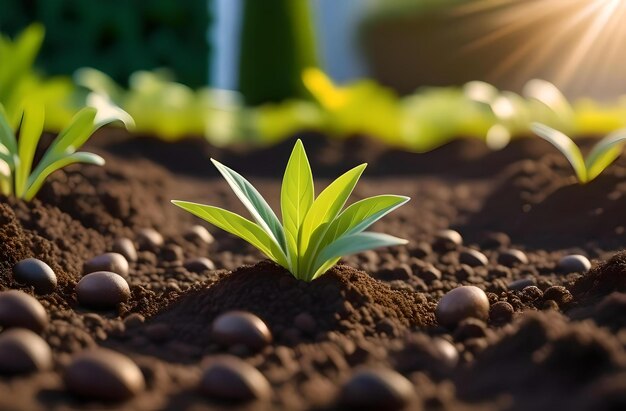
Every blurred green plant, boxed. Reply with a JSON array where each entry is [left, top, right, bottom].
[[172, 139, 409, 281], [532, 123, 626, 184], [238, 0, 318, 105], [0, 24, 76, 131], [0, 0, 210, 88], [0, 98, 132, 201]]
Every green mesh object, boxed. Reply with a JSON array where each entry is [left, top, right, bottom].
[[238, 0, 318, 105], [0, 0, 211, 88]]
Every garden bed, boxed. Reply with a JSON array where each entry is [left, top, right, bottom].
[[1, 131, 625, 410]]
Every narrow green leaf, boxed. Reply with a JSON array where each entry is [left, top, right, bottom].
[[44, 108, 97, 160], [0, 24, 44, 102], [211, 159, 287, 253], [531, 123, 587, 183], [323, 195, 409, 243], [171, 200, 289, 268], [584, 129, 626, 182], [311, 232, 408, 280], [23, 152, 104, 201], [15, 101, 44, 197], [298, 164, 367, 255], [0, 105, 17, 159], [280, 139, 314, 269]]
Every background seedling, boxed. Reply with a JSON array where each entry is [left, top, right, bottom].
[[172, 139, 409, 281], [0, 97, 133, 200], [532, 122, 626, 184]]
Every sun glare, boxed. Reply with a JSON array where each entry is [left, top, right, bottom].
[[451, 0, 626, 98]]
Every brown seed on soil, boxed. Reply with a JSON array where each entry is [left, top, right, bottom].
[[184, 225, 214, 244], [0, 328, 52, 374], [338, 368, 416, 411], [64, 348, 145, 401], [183, 257, 216, 273], [76, 272, 131, 309], [558, 254, 591, 273], [136, 228, 164, 250], [459, 249, 489, 267], [497, 250, 529, 267], [0, 290, 48, 333], [13, 258, 57, 295], [433, 229, 463, 252], [83, 253, 129, 278], [199, 355, 271, 402], [436, 286, 490, 328], [508, 278, 536, 291], [163, 244, 184, 262], [111, 238, 138, 262], [212, 311, 272, 352]]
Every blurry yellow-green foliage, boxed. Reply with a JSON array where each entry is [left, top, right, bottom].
[[4, 25, 626, 153], [0, 24, 75, 130]]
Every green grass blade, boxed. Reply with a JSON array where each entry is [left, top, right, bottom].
[[311, 232, 408, 280], [298, 164, 366, 254], [584, 129, 626, 182], [0, 105, 17, 159], [531, 123, 587, 183], [23, 152, 104, 201], [211, 159, 287, 252], [45, 107, 97, 158], [324, 195, 409, 242], [280, 139, 314, 269], [15, 101, 44, 197], [171, 200, 289, 268]]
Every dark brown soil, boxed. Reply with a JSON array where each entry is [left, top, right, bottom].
[[0, 131, 625, 410]]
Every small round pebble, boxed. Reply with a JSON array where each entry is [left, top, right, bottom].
[[76, 272, 131, 309], [111, 238, 138, 262], [497, 249, 528, 267], [558, 254, 591, 273], [0, 290, 48, 333], [480, 232, 511, 249], [339, 368, 415, 410], [83, 253, 129, 278], [508, 278, 536, 291], [0, 328, 52, 374], [212, 311, 272, 352], [64, 348, 145, 401], [13, 258, 57, 294], [184, 225, 214, 244], [433, 229, 463, 251], [184, 257, 216, 273], [163, 244, 184, 262], [199, 355, 271, 402], [459, 249, 488, 267], [136, 228, 164, 249], [436, 286, 490, 328]]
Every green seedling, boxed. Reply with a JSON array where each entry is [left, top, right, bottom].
[[0, 98, 133, 200], [532, 122, 626, 184], [173, 139, 409, 281]]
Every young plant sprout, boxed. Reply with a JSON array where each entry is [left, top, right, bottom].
[[172, 139, 409, 281], [0, 98, 133, 201], [532, 122, 626, 184]]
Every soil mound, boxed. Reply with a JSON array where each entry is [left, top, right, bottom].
[[465, 154, 626, 249], [571, 251, 626, 302], [122, 261, 435, 359]]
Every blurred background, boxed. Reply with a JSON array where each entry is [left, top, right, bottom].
[[2, 0, 626, 149]]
